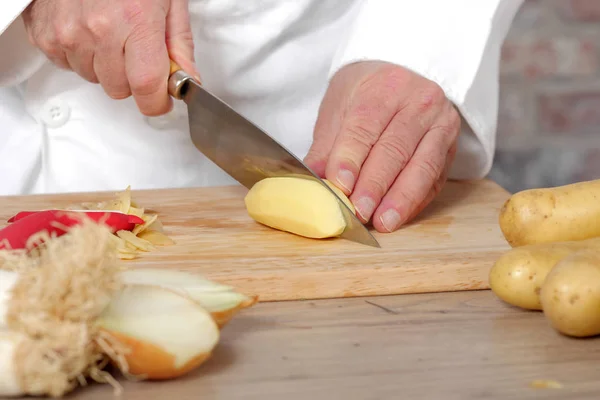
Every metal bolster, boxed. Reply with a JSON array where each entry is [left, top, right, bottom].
[[168, 70, 193, 100]]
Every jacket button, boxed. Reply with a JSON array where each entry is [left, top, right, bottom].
[[40, 99, 71, 128]]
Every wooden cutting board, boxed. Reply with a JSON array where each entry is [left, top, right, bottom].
[[0, 179, 512, 302]]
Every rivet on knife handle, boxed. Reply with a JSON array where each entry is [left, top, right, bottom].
[[168, 60, 194, 100]]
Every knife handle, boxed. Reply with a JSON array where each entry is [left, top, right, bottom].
[[168, 59, 197, 100]]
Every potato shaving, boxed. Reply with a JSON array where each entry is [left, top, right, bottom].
[[530, 379, 563, 389], [65, 186, 175, 259]]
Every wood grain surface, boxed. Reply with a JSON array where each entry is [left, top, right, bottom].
[[27, 290, 600, 400], [0, 179, 511, 302]]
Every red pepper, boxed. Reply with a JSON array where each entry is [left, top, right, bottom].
[[8, 210, 143, 225], [0, 210, 144, 250]]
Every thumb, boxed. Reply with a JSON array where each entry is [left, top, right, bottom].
[[166, 0, 201, 82], [303, 90, 343, 178]]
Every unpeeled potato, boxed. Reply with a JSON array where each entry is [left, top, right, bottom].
[[499, 179, 600, 247], [489, 238, 600, 310], [540, 248, 600, 338], [244, 176, 355, 239]]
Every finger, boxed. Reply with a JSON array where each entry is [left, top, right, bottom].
[[349, 84, 446, 222], [93, 45, 130, 99], [124, 17, 172, 116], [323, 73, 414, 195], [81, 4, 131, 99], [40, 41, 71, 70], [166, 0, 201, 82], [403, 141, 457, 224], [63, 32, 99, 83], [23, 8, 71, 70], [53, 4, 98, 83], [372, 105, 460, 232], [303, 87, 345, 178]]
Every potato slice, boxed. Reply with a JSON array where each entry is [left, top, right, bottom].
[[116, 230, 155, 252], [244, 177, 355, 239], [137, 230, 175, 246], [97, 284, 220, 380]]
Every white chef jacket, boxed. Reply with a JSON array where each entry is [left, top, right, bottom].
[[0, 0, 524, 196]]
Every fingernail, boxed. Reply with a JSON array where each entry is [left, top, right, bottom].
[[380, 209, 401, 232], [336, 169, 355, 192], [355, 197, 376, 221]]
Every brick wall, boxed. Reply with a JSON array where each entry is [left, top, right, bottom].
[[486, 0, 600, 193]]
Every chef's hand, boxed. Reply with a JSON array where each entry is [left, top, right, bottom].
[[22, 0, 200, 116], [304, 61, 460, 233]]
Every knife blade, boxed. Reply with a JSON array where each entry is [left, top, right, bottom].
[[167, 61, 380, 248]]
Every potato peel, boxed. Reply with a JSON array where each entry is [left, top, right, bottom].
[[66, 186, 175, 259]]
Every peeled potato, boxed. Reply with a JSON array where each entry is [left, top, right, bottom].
[[499, 179, 600, 247], [540, 248, 600, 338], [489, 238, 600, 310], [120, 268, 258, 327], [244, 176, 355, 239], [96, 284, 220, 380]]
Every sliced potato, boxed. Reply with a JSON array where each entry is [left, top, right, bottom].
[[244, 177, 355, 239]]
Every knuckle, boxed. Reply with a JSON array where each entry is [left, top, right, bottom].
[[417, 157, 443, 182], [416, 82, 446, 113], [381, 65, 410, 89], [129, 72, 164, 96], [38, 39, 65, 62], [35, 37, 55, 54], [395, 189, 420, 211], [343, 120, 380, 149], [436, 121, 459, 139], [54, 24, 81, 51], [424, 81, 446, 102], [86, 15, 112, 38], [121, 0, 165, 26], [447, 106, 462, 131], [122, 1, 147, 25], [364, 174, 391, 198], [377, 134, 413, 168]]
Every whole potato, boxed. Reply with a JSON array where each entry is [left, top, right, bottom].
[[540, 248, 600, 338], [489, 238, 600, 310], [499, 179, 600, 247]]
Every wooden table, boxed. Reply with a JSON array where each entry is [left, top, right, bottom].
[[63, 289, 600, 400], [4, 180, 600, 399]]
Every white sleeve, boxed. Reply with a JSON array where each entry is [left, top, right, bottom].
[[0, 1, 47, 87], [329, 0, 524, 180], [0, 0, 33, 36]]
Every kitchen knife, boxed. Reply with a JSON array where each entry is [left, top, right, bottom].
[[167, 61, 380, 248]]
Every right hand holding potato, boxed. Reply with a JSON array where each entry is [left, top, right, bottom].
[[22, 0, 200, 116]]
